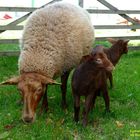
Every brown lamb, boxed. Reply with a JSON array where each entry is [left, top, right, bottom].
[[93, 38, 129, 88], [72, 51, 114, 127]]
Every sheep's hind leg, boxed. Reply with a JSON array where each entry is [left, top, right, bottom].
[[61, 70, 70, 109]]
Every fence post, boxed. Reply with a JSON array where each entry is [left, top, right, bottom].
[[79, 0, 83, 7]]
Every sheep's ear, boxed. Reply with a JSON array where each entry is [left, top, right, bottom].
[[39, 75, 61, 85], [0, 76, 20, 85], [107, 38, 117, 44], [46, 79, 61, 85]]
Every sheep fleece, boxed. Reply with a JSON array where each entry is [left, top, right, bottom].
[[19, 2, 95, 78]]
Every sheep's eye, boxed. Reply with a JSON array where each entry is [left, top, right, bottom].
[[36, 87, 42, 94]]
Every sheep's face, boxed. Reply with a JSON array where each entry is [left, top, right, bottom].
[[0, 73, 61, 123], [17, 74, 46, 123]]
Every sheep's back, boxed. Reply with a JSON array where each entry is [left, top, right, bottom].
[[19, 2, 95, 78]]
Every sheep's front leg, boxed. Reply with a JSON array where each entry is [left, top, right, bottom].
[[61, 71, 70, 109], [82, 94, 93, 127], [74, 95, 80, 122]]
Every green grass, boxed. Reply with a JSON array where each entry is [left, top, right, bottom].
[[0, 44, 19, 51], [0, 44, 140, 139]]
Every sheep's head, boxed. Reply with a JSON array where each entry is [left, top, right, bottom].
[[0, 72, 61, 123], [107, 38, 129, 54]]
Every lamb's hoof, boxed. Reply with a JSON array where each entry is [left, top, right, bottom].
[[82, 120, 87, 127], [106, 109, 111, 112], [109, 86, 113, 89], [74, 117, 79, 123], [61, 102, 68, 109], [102, 109, 111, 117]]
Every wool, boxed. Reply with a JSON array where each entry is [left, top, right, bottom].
[[19, 2, 95, 78]]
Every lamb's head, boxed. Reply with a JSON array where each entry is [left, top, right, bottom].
[[82, 52, 114, 72], [92, 52, 114, 72], [0, 72, 60, 123], [107, 38, 129, 54]]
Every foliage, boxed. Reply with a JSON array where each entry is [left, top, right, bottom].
[[0, 44, 140, 139], [0, 44, 19, 51]]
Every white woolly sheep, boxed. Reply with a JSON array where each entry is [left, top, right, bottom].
[[1, 1, 95, 123]]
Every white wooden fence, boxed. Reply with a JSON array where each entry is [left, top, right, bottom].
[[0, 0, 140, 56]]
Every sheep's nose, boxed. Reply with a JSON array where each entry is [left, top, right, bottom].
[[23, 116, 33, 123]]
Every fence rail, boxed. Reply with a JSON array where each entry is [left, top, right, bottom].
[[1, 46, 140, 57], [1, 7, 140, 14], [0, 0, 140, 56], [1, 36, 140, 45], [1, 24, 140, 31]]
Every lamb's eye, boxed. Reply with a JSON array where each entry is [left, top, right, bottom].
[[99, 53, 104, 58]]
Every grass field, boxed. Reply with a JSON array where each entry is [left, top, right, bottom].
[[0, 43, 140, 140]]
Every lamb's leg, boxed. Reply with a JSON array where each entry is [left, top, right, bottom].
[[39, 85, 48, 114], [82, 94, 93, 127], [74, 95, 80, 122], [102, 87, 110, 112], [61, 71, 70, 109], [90, 91, 98, 110], [109, 73, 113, 88], [97, 89, 101, 96]]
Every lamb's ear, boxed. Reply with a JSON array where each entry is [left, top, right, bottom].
[[107, 38, 117, 44], [124, 39, 130, 44], [80, 55, 91, 63], [0, 76, 20, 85]]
